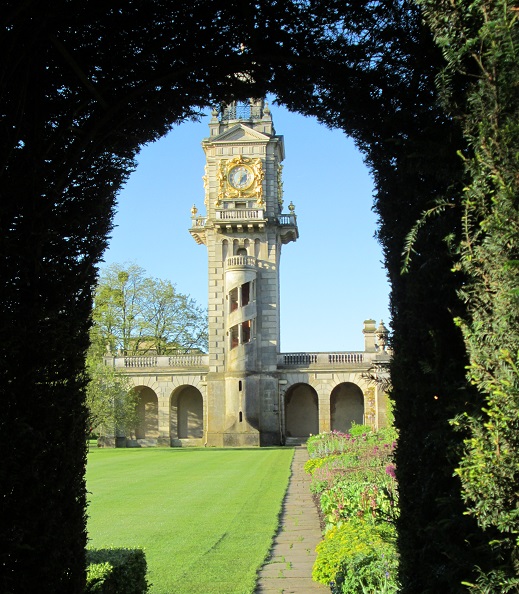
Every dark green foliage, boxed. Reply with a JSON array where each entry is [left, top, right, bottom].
[[418, 0, 519, 588], [86, 548, 148, 594], [271, 3, 492, 590], [2, 0, 514, 591], [0, 2, 323, 591]]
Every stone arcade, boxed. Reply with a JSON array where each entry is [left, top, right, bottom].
[[104, 100, 390, 447]]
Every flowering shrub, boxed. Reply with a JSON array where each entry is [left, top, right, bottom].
[[308, 426, 400, 592], [307, 430, 397, 496], [305, 453, 365, 494], [320, 477, 398, 530], [313, 519, 399, 593], [307, 430, 353, 458], [304, 454, 343, 476], [307, 427, 397, 462]]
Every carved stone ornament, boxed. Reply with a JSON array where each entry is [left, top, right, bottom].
[[216, 161, 226, 206], [202, 164, 209, 207], [365, 386, 376, 428], [277, 164, 284, 208]]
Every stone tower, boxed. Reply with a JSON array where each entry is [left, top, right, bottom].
[[189, 99, 298, 446]]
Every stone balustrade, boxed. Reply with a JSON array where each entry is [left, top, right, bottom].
[[190, 216, 206, 227], [328, 353, 365, 364], [278, 214, 297, 226], [106, 351, 387, 370], [192, 212, 295, 225], [278, 351, 383, 368], [108, 354, 209, 369], [226, 255, 257, 268], [215, 209, 265, 220], [168, 354, 208, 367], [124, 356, 158, 368]]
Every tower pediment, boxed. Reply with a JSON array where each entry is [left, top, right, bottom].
[[211, 124, 271, 143]]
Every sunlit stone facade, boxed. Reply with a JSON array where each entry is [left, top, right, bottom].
[[104, 101, 390, 447]]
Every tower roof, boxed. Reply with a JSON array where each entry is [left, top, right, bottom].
[[208, 98, 276, 140], [220, 98, 267, 122]]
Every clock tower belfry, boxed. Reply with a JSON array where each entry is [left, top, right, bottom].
[[189, 99, 298, 446]]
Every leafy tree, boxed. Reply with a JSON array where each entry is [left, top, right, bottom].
[[85, 358, 138, 440], [143, 277, 208, 354], [93, 263, 208, 355], [94, 263, 148, 355]]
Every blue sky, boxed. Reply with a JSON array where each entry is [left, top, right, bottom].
[[102, 101, 390, 353]]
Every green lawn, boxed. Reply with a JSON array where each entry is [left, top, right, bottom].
[[86, 447, 294, 594]]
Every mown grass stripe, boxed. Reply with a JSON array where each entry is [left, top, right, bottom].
[[87, 447, 293, 594]]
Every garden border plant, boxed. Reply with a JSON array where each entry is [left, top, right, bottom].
[[307, 425, 400, 594]]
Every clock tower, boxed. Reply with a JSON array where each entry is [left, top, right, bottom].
[[189, 99, 298, 446]]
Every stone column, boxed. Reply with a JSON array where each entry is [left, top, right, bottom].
[[318, 392, 331, 434], [157, 387, 171, 446]]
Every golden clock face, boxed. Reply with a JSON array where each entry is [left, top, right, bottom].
[[228, 165, 254, 190]]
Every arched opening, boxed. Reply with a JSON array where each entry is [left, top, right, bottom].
[[134, 386, 159, 440], [170, 386, 204, 441], [285, 383, 319, 438], [222, 238, 229, 261], [330, 382, 364, 433]]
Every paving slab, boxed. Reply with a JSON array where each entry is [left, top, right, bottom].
[[255, 447, 329, 593]]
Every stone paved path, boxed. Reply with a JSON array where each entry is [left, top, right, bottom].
[[255, 447, 329, 593]]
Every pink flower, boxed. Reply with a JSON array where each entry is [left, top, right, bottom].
[[385, 464, 396, 478]]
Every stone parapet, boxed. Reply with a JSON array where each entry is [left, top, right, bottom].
[[105, 350, 389, 374], [277, 351, 389, 369], [106, 354, 209, 370]]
